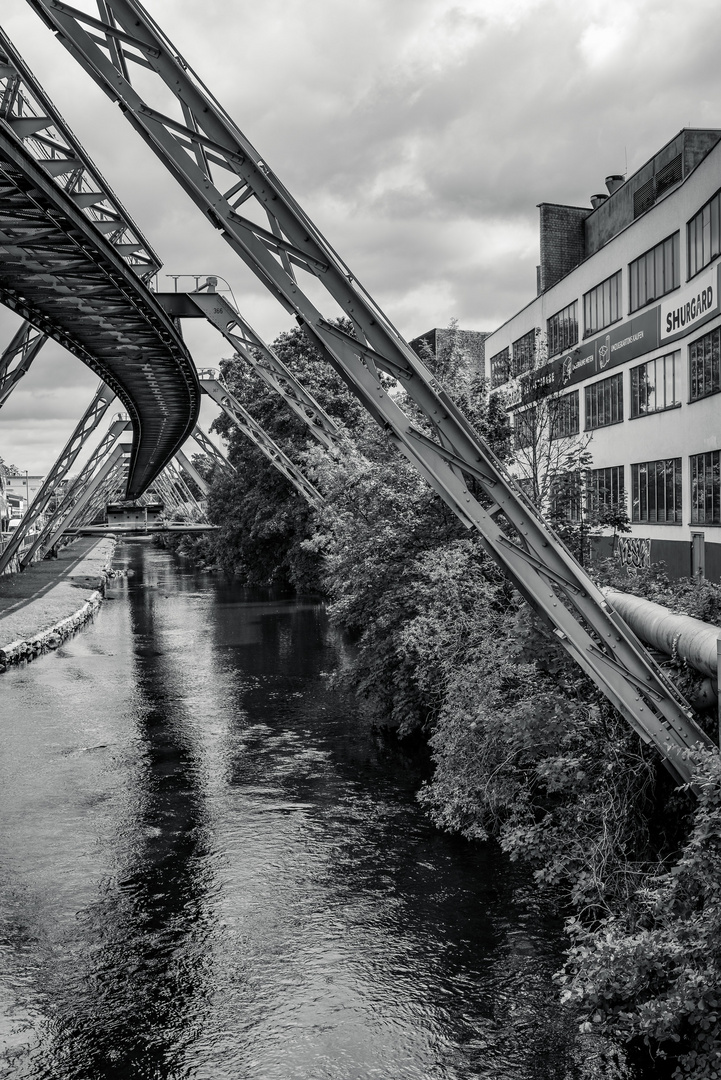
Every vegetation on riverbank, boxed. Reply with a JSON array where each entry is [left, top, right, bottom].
[[195, 323, 721, 1079]]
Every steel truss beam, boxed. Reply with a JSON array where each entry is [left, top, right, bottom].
[[156, 287, 343, 454], [30, 0, 715, 782], [0, 23, 200, 497], [163, 456, 207, 521], [0, 380, 115, 573], [175, 447, 209, 498], [199, 373, 323, 508], [0, 319, 47, 407], [191, 424, 234, 475], [20, 414, 130, 564], [42, 440, 130, 550]]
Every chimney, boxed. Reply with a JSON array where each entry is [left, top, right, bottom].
[[590, 193, 609, 209], [605, 174, 624, 195]]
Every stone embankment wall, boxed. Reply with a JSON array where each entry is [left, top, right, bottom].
[[0, 535, 119, 673]]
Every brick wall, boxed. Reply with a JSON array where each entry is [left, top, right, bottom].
[[538, 203, 590, 292]]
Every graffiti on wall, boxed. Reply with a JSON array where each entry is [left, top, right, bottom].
[[617, 535, 651, 571]]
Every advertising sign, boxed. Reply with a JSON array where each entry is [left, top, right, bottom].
[[660, 262, 720, 344], [493, 260, 721, 410]]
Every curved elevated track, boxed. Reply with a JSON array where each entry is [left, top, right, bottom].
[[0, 28, 200, 498]]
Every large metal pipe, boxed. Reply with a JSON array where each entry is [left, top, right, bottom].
[[605, 588, 721, 679]]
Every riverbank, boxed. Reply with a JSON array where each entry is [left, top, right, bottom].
[[0, 535, 117, 670]]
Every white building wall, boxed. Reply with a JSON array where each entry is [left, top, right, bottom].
[[484, 135, 721, 577]]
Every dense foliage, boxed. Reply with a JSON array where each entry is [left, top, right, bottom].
[[198, 321, 721, 1078]]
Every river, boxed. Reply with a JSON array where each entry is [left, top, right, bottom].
[[0, 540, 594, 1079]]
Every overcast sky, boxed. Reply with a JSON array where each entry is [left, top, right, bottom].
[[2, 0, 721, 473]]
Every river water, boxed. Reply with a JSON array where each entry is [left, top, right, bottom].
[[0, 540, 588, 1080]]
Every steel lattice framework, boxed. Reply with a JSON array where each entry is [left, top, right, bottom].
[[0, 320, 47, 407], [26, 0, 716, 782], [0, 24, 200, 497]]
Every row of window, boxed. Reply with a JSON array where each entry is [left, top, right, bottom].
[[549, 455, 721, 525], [491, 183, 721, 380], [514, 325, 721, 439]]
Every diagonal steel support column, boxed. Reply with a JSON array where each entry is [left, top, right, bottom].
[[20, 415, 130, 566], [40, 441, 131, 553], [0, 320, 47, 408], [191, 425, 234, 475], [0, 380, 116, 574], [156, 288, 343, 454], [175, 448, 209, 498], [200, 375, 323, 508], [30, 0, 716, 784]]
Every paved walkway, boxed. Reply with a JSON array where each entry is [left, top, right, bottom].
[[0, 536, 116, 645]]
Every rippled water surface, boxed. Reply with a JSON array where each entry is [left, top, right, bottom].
[[1, 541, 582, 1079]]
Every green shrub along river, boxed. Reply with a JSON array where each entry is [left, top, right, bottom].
[[175, 323, 721, 1080]]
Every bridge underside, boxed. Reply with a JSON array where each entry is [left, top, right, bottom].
[[0, 131, 200, 498]]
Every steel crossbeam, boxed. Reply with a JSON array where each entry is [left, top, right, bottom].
[[20, 413, 130, 565], [29, 0, 716, 782], [199, 373, 323, 508], [156, 287, 343, 454], [0, 320, 47, 407], [0, 380, 115, 573]]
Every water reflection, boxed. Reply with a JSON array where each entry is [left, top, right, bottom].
[[0, 541, 586, 1079]]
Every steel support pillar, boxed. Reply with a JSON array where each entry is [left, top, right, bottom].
[[0, 381, 116, 574], [191, 425, 235, 475], [20, 416, 130, 565], [200, 375, 322, 508], [41, 442, 131, 553], [156, 287, 342, 454], [0, 320, 47, 408], [175, 448, 209, 498]]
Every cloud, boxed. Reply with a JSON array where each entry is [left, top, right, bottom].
[[2, 0, 721, 474]]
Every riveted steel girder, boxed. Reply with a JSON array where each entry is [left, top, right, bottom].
[[29, 0, 716, 784], [199, 373, 323, 508], [0, 25, 200, 497], [0, 319, 47, 407], [20, 413, 130, 565], [191, 425, 234, 475], [0, 380, 115, 574]]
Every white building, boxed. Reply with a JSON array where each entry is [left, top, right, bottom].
[[485, 129, 721, 579]]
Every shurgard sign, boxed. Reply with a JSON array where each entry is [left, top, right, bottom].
[[660, 263, 720, 344]]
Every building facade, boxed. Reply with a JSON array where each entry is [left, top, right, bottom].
[[484, 129, 721, 579]]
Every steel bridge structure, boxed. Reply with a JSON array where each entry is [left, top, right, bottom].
[[0, 23, 200, 499], [0, 1, 716, 787]]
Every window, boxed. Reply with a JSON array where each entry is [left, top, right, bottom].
[[688, 189, 721, 278], [630, 351, 681, 416], [689, 325, 721, 401], [512, 329, 536, 376], [587, 466, 625, 514], [547, 301, 578, 358], [551, 391, 579, 439], [691, 451, 721, 524], [490, 347, 510, 389], [585, 372, 623, 429], [631, 459, 682, 523], [513, 407, 536, 449], [629, 233, 680, 312], [583, 270, 622, 337]]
